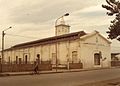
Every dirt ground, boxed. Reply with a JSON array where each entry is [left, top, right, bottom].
[[80, 78, 120, 86]]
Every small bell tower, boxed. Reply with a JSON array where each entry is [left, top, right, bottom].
[[55, 13, 70, 36]]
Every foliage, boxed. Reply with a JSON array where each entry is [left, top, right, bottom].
[[102, 0, 120, 41]]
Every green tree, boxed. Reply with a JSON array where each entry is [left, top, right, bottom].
[[102, 0, 120, 41]]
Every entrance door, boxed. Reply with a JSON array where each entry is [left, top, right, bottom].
[[94, 53, 100, 65]]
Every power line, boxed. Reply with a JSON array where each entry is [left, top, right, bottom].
[[6, 33, 39, 39]]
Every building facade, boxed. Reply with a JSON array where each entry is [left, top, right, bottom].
[[0, 23, 111, 69]]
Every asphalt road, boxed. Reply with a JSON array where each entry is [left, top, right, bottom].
[[0, 68, 120, 86]]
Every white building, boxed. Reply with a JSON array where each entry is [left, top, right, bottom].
[[1, 22, 111, 69]]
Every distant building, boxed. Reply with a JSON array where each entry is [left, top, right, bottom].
[[0, 22, 111, 69]]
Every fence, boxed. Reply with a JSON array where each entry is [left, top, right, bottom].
[[53, 63, 83, 69], [0, 61, 84, 72], [0, 63, 52, 72], [69, 63, 83, 69], [111, 61, 120, 67]]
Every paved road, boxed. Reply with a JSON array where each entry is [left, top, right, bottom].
[[0, 68, 120, 86]]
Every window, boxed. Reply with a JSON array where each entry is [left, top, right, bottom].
[[19, 58, 22, 64], [16, 56, 18, 64], [94, 53, 101, 65], [72, 51, 78, 63], [65, 29, 67, 32], [25, 55, 28, 64], [8, 56, 11, 64]]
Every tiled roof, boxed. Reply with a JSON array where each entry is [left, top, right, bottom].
[[11, 31, 86, 49]]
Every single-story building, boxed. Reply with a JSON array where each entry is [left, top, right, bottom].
[[0, 23, 111, 69]]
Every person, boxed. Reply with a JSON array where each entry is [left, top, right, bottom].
[[34, 61, 39, 74]]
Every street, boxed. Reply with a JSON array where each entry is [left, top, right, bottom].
[[0, 68, 120, 86]]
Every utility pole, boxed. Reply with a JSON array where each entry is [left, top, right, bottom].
[[55, 13, 69, 72], [0, 31, 5, 72], [2, 31, 5, 64], [1, 27, 12, 72]]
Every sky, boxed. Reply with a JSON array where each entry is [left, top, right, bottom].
[[0, 0, 120, 52]]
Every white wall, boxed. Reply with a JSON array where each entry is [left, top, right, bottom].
[[2, 32, 111, 69], [80, 33, 111, 68]]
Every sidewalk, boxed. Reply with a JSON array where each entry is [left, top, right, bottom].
[[0, 67, 118, 77]]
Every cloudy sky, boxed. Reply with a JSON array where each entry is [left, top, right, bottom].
[[0, 0, 119, 52]]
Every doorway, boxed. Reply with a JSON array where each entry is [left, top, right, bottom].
[[94, 53, 101, 65]]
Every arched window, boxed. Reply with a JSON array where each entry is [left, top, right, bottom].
[[25, 55, 28, 64], [16, 56, 18, 64], [72, 51, 78, 63]]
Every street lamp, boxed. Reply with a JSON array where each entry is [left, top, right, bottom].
[[55, 13, 69, 72], [1, 27, 12, 64], [55, 13, 69, 26]]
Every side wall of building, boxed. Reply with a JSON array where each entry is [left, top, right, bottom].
[[3, 39, 81, 66], [2, 33, 111, 69], [80, 33, 111, 68]]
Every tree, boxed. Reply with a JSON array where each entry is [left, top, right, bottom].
[[102, 0, 120, 41]]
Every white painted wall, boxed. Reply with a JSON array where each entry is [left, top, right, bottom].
[[1, 32, 111, 69], [80, 33, 111, 68]]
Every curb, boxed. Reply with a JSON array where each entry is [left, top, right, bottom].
[[0, 67, 119, 77]]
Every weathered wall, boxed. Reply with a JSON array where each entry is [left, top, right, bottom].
[[80, 33, 111, 68], [3, 39, 80, 65], [2, 32, 111, 69]]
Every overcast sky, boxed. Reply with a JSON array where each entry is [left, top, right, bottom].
[[0, 0, 119, 52]]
